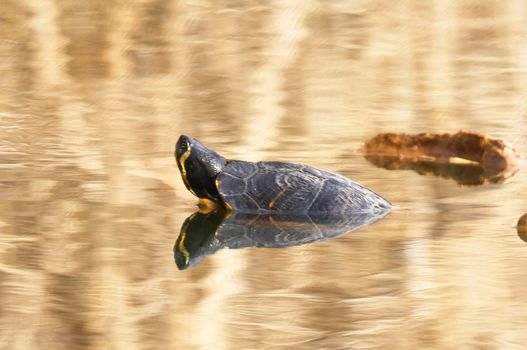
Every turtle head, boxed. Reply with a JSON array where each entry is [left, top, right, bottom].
[[175, 135, 226, 202]]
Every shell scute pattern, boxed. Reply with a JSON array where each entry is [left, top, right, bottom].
[[308, 179, 390, 214], [217, 160, 391, 214], [222, 194, 260, 212], [217, 173, 246, 195], [258, 161, 304, 172], [303, 166, 351, 184], [264, 171, 323, 212], [245, 170, 281, 205], [223, 160, 258, 178]]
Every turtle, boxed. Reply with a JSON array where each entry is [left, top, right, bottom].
[[174, 209, 391, 270], [174, 135, 392, 215]]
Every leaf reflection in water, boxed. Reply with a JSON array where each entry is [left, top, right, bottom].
[[365, 155, 517, 186], [174, 208, 392, 270]]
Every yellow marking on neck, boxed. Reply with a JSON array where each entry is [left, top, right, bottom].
[[179, 145, 196, 196], [269, 188, 287, 209], [198, 198, 220, 213], [215, 178, 233, 213]]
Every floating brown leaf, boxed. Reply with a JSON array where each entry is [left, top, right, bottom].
[[363, 131, 521, 185]]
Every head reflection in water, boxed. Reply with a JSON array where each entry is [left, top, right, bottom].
[[174, 211, 225, 269], [174, 208, 391, 270]]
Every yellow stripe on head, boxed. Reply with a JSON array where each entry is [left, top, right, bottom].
[[179, 145, 192, 178], [179, 145, 197, 196]]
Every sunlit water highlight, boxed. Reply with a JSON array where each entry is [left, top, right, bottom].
[[1, 1, 527, 349]]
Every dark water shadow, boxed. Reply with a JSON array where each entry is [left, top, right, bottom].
[[174, 209, 391, 270]]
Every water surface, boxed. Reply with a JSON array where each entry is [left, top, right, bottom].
[[2, 1, 527, 349]]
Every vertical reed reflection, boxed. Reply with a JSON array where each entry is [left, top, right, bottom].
[[1, 0, 527, 349]]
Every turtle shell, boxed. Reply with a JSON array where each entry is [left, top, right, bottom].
[[216, 160, 391, 214]]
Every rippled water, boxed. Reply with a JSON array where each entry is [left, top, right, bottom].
[[2, 1, 527, 349]]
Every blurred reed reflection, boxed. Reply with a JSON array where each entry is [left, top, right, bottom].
[[174, 208, 391, 270], [2, 0, 527, 349]]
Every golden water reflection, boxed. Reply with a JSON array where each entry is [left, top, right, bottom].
[[2, 0, 527, 349]]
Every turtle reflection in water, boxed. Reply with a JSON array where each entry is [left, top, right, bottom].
[[174, 209, 391, 270], [174, 135, 393, 270]]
